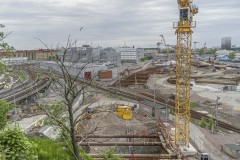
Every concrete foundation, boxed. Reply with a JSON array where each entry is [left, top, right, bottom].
[[179, 144, 197, 156]]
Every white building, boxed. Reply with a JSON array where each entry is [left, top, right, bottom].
[[116, 47, 144, 62], [1, 57, 28, 64], [216, 50, 234, 56]]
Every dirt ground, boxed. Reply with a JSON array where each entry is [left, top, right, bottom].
[[147, 71, 240, 129], [78, 104, 163, 154]]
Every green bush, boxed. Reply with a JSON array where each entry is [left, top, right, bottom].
[[0, 127, 37, 160], [0, 100, 13, 130], [139, 56, 152, 62], [79, 148, 94, 160], [102, 147, 122, 160], [0, 145, 7, 160], [208, 117, 214, 130], [199, 118, 207, 128]]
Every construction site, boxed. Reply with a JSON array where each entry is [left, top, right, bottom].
[[2, 0, 240, 160], [73, 0, 240, 159]]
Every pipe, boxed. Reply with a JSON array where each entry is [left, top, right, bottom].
[[76, 134, 159, 139], [88, 154, 177, 159], [78, 142, 162, 146]]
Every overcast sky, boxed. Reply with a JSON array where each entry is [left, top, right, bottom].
[[1, 0, 240, 50]]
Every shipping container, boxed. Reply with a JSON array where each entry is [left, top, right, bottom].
[[98, 70, 112, 80], [84, 72, 92, 80]]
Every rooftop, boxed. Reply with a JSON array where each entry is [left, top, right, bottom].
[[225, 144, 240, 151]]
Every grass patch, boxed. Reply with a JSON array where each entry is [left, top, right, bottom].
[[190, 102, 199, 108], [29, 137, 73, 160], [13, 71, 26, 80]]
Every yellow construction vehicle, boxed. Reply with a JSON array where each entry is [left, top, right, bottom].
[[117, 106, 132, 120], [173, 0, 198, 146]]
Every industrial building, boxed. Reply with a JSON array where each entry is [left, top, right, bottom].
[[57, 45, 102, 63], [100, 47, 121, 65], [144, 48, 158, 59], [39, 61, 117, 80], [223, 144, 240, 159]]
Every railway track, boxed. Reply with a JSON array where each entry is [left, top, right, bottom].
[[136, 89, 240, 134], [1, 77, 50, 103], [0, 70, 37, 98], [26, 68, 240, 134]]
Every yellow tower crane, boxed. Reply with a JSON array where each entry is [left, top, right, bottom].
[[173, 0, 198, 145]]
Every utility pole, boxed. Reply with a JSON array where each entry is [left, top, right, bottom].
[[166, 99, 169, 122], [154, 77, 156, 103], [213, 96, 220, 132], [134, 73, 137, 103]]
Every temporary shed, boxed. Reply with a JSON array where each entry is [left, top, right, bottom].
[[223, 144, 240, 159]]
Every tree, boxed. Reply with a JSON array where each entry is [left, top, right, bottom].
[[228, 52, 236, 59], [198, 48, 217, 55], [208, 117, 214, 130], [198, 48, 204, 54], [199, 117, 207, 128], [35, 37, 110, 160], [0, 24, 14, 52]]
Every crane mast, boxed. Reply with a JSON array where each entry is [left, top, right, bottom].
[[174, 0, 198, 145]]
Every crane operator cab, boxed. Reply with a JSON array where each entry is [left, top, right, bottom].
[[180, 7, 190, 21]]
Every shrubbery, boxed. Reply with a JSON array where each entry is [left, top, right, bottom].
[[30, 137, 73, 160], [0, 127, 37, 160]]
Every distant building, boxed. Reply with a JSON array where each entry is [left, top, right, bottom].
[[100, 47, 121, 65], [0, 51, 15, 57], [116, 46, 137, 62], [1, 57, 28, 64], [57, 45, 102, 63], [136, 48, 144, 59], [0, 50, 56, 61], [235, 51, 240, 59], [221, 37, 231, 50], [144, 48, 158, 59], [216, 50, 234, 56]]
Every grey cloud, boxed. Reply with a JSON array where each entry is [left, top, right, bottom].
[[0, 0, 239, 49]]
